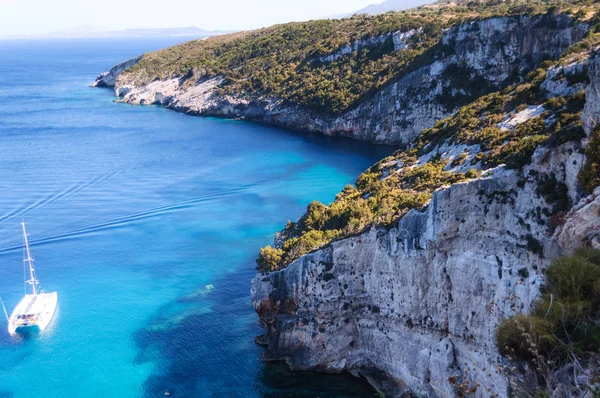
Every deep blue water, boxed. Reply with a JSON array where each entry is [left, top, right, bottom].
[[0, 38, 391, 397]]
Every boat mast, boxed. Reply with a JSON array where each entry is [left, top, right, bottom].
[[0, 297, 8, 322], [21, 223, 37, 296]]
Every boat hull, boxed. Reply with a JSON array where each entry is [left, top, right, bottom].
[[8, 292, 58, 336]]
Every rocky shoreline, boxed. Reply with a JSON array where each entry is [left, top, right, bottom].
[[91, 9, 600, 397], [249, 53, 600, 396], [93, 14, 588, 146]]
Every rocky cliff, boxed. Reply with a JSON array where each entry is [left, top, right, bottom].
[[324, 14, 589, 144], [90, 2, 600, 395], [95, 12, 589, 145], [90, 55, 142, 88], [250, 52, 600, 397]]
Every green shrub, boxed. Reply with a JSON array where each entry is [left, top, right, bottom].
[[497, 314, 557, 360], [517, 267, 530, 278], [257, 246, 285, 272], [283, 229, 339, 264], [451, 152, 470, 167], [513, 117, 545, 138], [536, 174, 571, 214], [356, 171, 382, 191], [475, 126, 507, 150], [545, 96, 566, 110], [498, 247, 600, 364], [304, 201, 327, 230], [486, 135, 548, 169], [525, 234, 544, 257], [465, 169, 480, 179], [402, 161, 467, 190], [511, 68, 547, 106], [542, 247, 600, 302], [516, 103, 529, 113]]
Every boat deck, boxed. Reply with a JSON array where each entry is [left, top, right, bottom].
[[12, 293, 56, 316]]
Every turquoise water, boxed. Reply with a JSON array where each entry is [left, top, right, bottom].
[[0, 39, 390, 397]]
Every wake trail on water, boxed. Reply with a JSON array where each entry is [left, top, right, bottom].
[[0, 170, 124, 225], [0, 183, 257, 254]]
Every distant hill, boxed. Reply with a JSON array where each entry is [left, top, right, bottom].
[[327, 0, 437, 19], [354, 0, 436, 15], [2, 26, 232, 40], [45, 26, 232, 39]]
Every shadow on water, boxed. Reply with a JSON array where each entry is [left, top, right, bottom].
[[199, 116, 397, 161], [0, 326, 38, 348], [0, 329, 13, 348], [256, 362, 378, 398], [133, 256, 377, 397], [0, 332, 39, 379]]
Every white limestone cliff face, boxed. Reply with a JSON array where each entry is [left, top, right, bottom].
[[106, 14, 588, 145], [315, 28, 421, 63], [90, 55, 142, 88], [329, 15, 589, 144], [583, 54, 600, 135], [553, 54, 600, 253], [392, 29, 420, 51], [555, 187, 600, 253], [250, 156, 568, 397], [250, 55, 600, 397]]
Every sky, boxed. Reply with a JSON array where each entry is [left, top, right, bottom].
[[0, 0, 381, 36]]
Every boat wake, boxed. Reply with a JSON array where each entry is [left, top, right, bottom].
[[0, 183, 254, 254], [0, 170, 124, 225]]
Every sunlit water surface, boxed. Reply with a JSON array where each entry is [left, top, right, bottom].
[[0, 38, 391, 397]]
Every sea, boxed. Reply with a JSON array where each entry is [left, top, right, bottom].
[[0, 37, 391, 397]]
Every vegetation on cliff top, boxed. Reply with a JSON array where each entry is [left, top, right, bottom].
[[257, 29, 598, 272], [257, 162, 461, 271], [123, 0, 595, 115]]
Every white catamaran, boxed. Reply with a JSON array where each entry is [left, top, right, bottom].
[[6, 223, 58, 336]]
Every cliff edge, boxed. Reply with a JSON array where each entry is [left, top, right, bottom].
[[93, 4, 589, 144], [251, 50, 600, 396]]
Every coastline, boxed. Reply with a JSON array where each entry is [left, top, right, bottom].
[[92, 13, 589, 147], [89, 8, 600, 395]]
